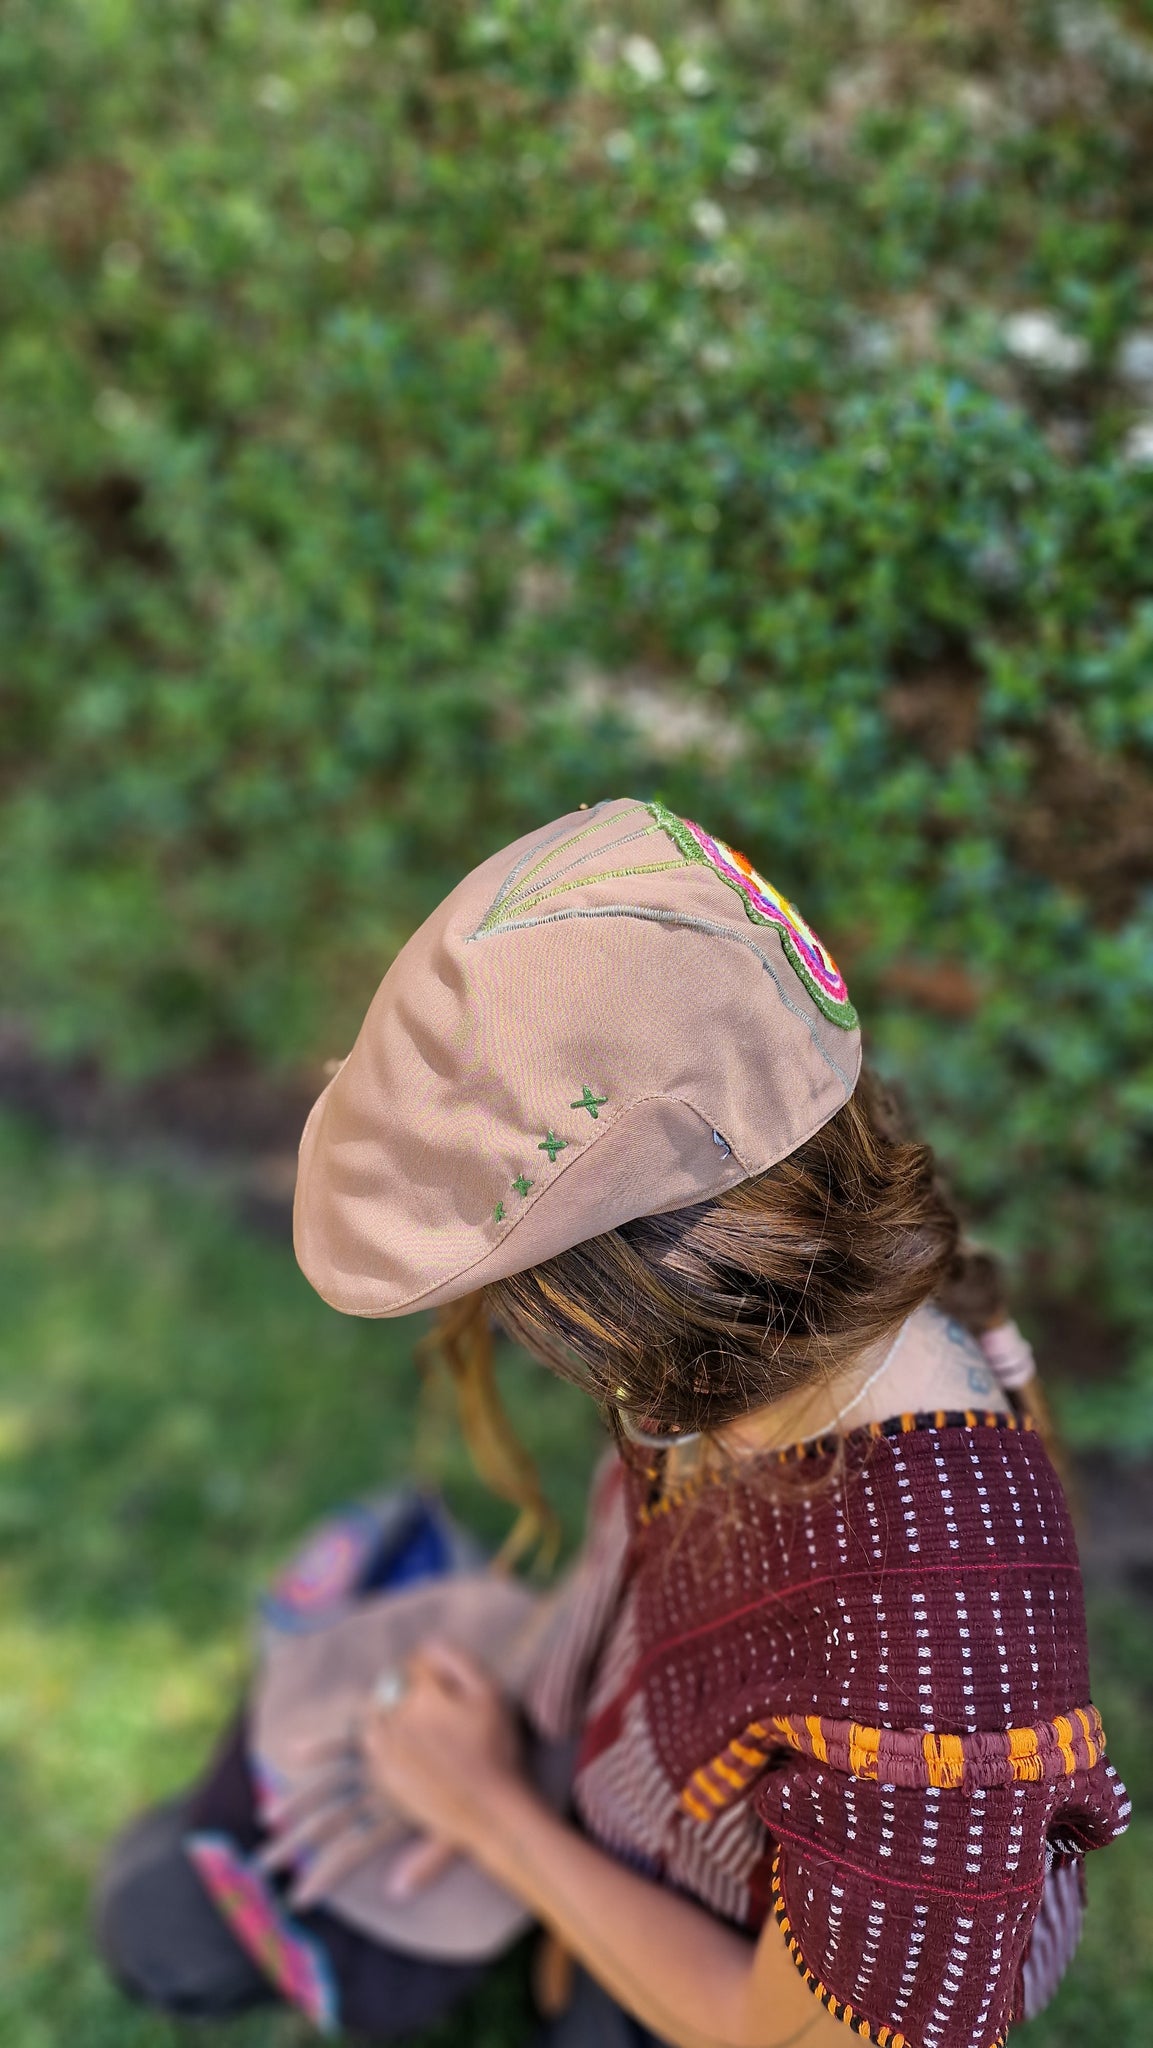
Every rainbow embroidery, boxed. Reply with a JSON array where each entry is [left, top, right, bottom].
[[261, 1505, 380, 1635], [647, 800, 857, 1028], [185, 1831, 340, 2033]]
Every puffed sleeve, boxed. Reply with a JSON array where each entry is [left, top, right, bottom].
[[750, 1713, 1130, 2048], [522, 1450, 632, 1742]]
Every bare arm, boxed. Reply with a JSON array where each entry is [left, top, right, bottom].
[[462, 1773, 848, 2048], [360, 1641, 848, 2048]]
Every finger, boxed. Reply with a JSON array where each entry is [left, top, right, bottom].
[[263, 1765, 362, 1829], [289, 1814, 410, 1910], [407, 1637, 492, 1701], [284, 1727, 363, 1767], [383, 1833, 460, 1902], [256, 1800, 361, 1875]]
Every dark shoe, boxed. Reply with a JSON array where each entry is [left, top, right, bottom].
[[92, 1792, 273, 2018]]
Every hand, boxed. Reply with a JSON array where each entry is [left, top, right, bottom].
[[260, 1639, 531, 1909], [362, 1637, 527, 1855]]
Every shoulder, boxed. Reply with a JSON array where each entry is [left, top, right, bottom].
[[820, 1414, 1086, 1724], [855, 1302, 1013, 1425]]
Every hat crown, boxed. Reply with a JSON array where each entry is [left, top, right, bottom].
[[293, 798, 861, 1318], [468, 798, 856, 1031]]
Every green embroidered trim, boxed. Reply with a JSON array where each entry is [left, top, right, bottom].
[[512, 1174, 533, 1197], [493, 1200, 505, 1222], [468, 795, 857, 1040], [647, 798, 705, 868], [645, 799, 859, 1030], [538, 1131, 568, 1163], [570, 1086, 608, 1119]]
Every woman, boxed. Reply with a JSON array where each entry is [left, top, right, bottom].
[[96, 797, 1129, 2048]]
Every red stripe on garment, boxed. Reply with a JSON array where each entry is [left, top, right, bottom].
[[768, 1818, 1049, 1904], [578, 1557, 1080, 1761]]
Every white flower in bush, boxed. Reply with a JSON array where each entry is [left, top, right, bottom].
[[726, 143, 761, 181], [341, 13, 376, 46], [1122, 419, 1153, 466], [1003, 310, 1088, 374], [623, 35, 664, 83], [677, 59, 712, 96], [1117, 332, 1153, 386], [690, 198, 727, 239], [255, 74, 296, 112]]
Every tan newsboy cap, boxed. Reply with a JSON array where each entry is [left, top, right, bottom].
[[293, 796, 861, 1318]]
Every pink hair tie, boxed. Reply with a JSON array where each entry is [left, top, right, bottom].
[[979, 1318, 1037, 1390]]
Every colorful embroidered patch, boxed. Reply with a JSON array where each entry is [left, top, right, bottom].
[[185, 1832, 340, 2034], [646, 800, 857, 1028], [261, 1507, 380, 1634]]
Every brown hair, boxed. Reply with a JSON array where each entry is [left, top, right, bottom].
[[420, 1066, 1050, 1561]]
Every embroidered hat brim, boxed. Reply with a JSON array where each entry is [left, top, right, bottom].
[[293, 797, 862, 1318]]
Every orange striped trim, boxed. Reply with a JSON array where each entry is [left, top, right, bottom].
[[680, 1703, 1107, 1820], [922, 1731, 966, 1789], [713, 1755, 747, 1791], [848, 1722, 880, 1779], [770, 1714, 805, 1753], [770, 1848, 1010, 2048], [1053, 1715, 1077, 1775], [1007, 1725, 1042, 1783], [1074, 1705, 1099, 1768]]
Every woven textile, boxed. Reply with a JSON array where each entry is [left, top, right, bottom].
[[524, 1409, 1130, 2048]]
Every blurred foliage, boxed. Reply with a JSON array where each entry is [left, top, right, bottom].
[[2, 1113, 1150, 2046], [3, 0, 1153, 1426]]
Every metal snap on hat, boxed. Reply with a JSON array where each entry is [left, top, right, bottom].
[[293, 796, 862, 1318]]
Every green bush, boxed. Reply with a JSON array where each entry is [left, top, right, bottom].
[[3, 0, 1152, 1421]]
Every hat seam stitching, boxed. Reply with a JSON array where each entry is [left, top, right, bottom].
[[479, 797, 623, 924], [495, 817, 664, 916]]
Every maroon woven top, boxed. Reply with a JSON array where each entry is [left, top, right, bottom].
[[525, 1405, 1130, 2048]]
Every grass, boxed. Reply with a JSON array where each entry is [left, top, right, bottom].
[[0, 1110, 1148, 2045]]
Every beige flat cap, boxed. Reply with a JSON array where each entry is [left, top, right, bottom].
[[293, 796, 861, 1317]]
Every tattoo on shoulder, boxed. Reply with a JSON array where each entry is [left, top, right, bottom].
[[941, 1315, 999, 1397]]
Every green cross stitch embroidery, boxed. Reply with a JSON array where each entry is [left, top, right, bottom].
[[538, 1131, 568, 1163], [494, 1201, 505, 1222], [512, 1174, 533, 1197], [570, 1087, 608, 1119]]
